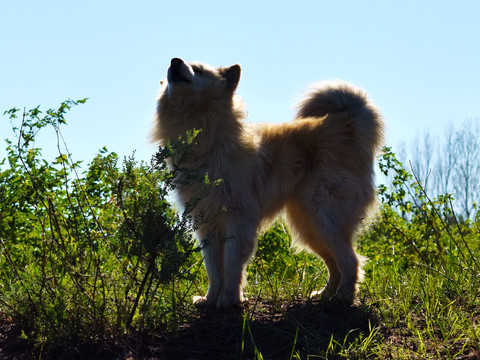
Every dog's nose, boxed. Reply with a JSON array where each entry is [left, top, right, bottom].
[[171, 58, 184, 67]]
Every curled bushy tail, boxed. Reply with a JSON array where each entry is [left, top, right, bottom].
[[296, 81, 370, 118], [296, 80, 385, 154]]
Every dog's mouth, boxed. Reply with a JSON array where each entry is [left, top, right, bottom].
[[167, 58, 194, 85]]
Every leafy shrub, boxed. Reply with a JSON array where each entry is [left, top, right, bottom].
[[0, 102, 206, 348], [358, 147, 480, 307]]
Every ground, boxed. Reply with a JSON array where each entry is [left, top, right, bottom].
[[0, 299, 376, 359]]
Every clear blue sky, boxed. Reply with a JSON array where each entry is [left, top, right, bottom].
[[1, 1, 479, 167]]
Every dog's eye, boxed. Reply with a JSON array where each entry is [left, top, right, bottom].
[[193, 68, 203, 75]]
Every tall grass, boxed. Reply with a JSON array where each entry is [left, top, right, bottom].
[[355, 147, 480, 359]]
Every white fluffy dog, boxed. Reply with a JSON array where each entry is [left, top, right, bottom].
[[152, 58, 384, 308]]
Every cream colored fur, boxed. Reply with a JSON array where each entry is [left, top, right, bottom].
[[152, 58, 385, 308]]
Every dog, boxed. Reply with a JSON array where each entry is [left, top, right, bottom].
[[152, 58, 384, 308]]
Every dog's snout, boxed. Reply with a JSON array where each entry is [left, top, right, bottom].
[[171, 58, 184, 67], [167, 58, 193, 84]]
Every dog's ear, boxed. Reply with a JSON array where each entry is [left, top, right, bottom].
[[223, 64, 241, 91]]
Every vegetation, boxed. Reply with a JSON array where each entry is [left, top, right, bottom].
[[398, 119, 480, 220], [0, 102, 479, 359]]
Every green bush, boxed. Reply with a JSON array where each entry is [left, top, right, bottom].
[[0, 102, 205, 348]]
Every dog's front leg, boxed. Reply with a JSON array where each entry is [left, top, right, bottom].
[[216, 219, 257, 308], [194, 230, 225, 307]]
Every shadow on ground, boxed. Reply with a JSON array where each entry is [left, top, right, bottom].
[[158, 299, 377, 360], [0, 299, 378, 359]]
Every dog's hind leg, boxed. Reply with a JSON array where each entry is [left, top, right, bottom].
[[286, 201, 342, 300], [287, 199, 362, 305], [312, 214, 361, 305], [216, 217, 258, 308]]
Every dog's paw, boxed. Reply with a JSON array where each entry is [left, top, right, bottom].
[[216, 289, 243, 309], [192, 296, 209, 308], [310, 289, 335, 301], [327, 291, 354, 307]]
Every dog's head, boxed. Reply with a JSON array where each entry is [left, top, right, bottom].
[[161, 58, 241, 100], [153, 58, 245, 144]]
